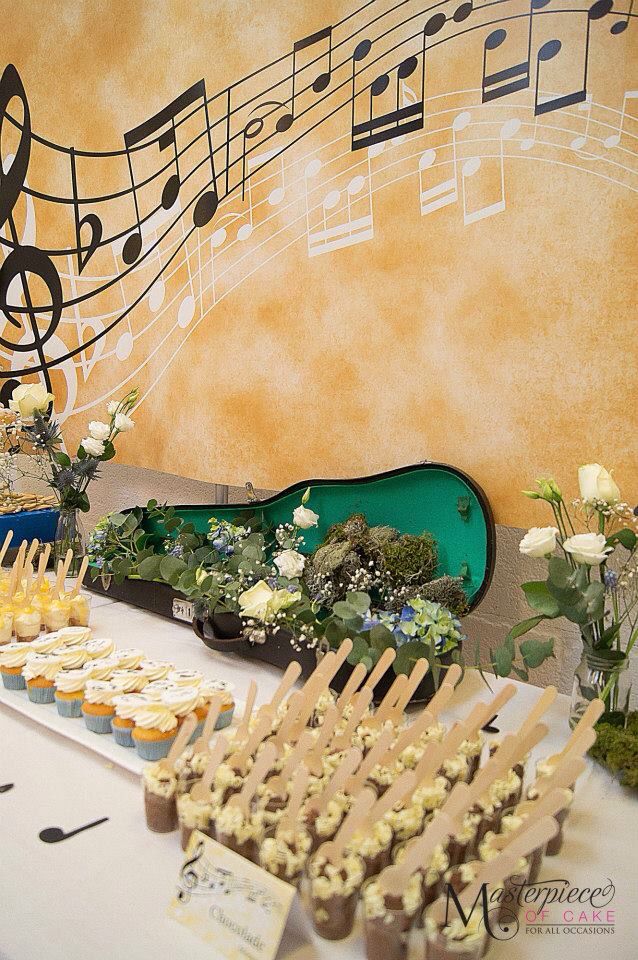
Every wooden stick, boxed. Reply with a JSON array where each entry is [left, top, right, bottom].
[[266, 662, 302, 713], [286, 642, 354, 742], [277, 766, 310, 838], [59, 548, 74, 590], [53, 559, 66, 597], [360, 770, 416, 829], [429, 852, 520, 924], [329, 687, 373, 751], [345, 727, 394, 795], [408, 741, 447, 797], [229, 713, 272, 774], [517, 686, 557, 739], [306, 705, 340, 777], [236, 680, 258, 740], [336, 662, 368, 713], [306, 747, 362, 815], [365, 647, 396, 692], [159, 713, 198, 773], [69, 555, 89, 598], [440, 780, 473, 823], [0, 530, 13, 567], [24, 538, 39, 570], [547, 699, 604, 763], [440, 662, 463, 690], [228, 742, 278, 817], [9, 540, 27, 596], [493, 815, 558, 863], [491, 789, 572, 849], [379, 812, 458, 893], [530, 756, 586, 798], [190, 735, 230, 802], [392, 658, 430, 718], [420, 681, 456, 723], [34, 544, 50, 590], [266, 730, 314, 797], [373, 674, 409, 726], [273, 691, 305, 750], [192, 694, 224, 755], [318, 786, 376, 864], [385, 708, 434, 766]]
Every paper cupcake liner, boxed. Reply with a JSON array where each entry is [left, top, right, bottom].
[[27, 684, 56, 704], [134, 733, 176, 760], [112, 725, 135, 748], [1, 672, 26, 691], [215, 705, 235, 730], [54, 694, 83, 718], [188, 720, 205, 744], [83, 712, 113, 734]]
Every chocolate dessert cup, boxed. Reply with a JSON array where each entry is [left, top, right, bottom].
[[144, 787, 177, 833], [311, 890, 359, 940]]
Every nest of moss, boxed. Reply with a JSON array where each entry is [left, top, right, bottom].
[[589, 712, 638, 789]]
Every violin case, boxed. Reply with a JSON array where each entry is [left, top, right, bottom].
[[86, 462, 496, 701]]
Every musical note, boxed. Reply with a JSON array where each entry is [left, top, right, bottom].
[[69, 147, 103, 275], [603, 89, 638, 147], [460, 118, 520, 225], [610, 0, 634, 33], [277, 26, 333, 133], [418, 111, 471, 215], [481, 0, 548, 105], [303, 145, 379, 256], [351, 43, 423, 151], [570, 95, 593, 151], [121, 79, 219, 265]]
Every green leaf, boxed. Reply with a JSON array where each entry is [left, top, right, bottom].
[[606, 529, 637, 551], [511, 665, 529, 682], [54, 452, 71, 467], [325, 620, 348, 645], [521, 581, 561, 618], [491, 644, 513, 677], [369, 624, 395, 652], [548, 556, 573, 587], [77, 445, 86, 460], [520, 637, 555, 669], [333, 601, 359, 621], [506, 615, 546, 642], [346, 591, 371, 616], [101, 440, 116, 461], [360, 656, 374, 672], [347, 636, 370, 665], [137, 556, 162, 581], [159, 555, 187, 583], [394, 641, 429, 676]]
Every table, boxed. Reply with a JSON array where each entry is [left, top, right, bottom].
[[1, 593, 635, 960]]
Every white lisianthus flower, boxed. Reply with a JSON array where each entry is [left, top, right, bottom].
[[107, 400, 119, 416], [274, 549, 305, 579], [578, 463, 620, 504], [88, 420, 110, 442], [238, 580, 273, 620], [292, 504, 319, 529], [519, 527, 559, 559], [270, 588, 301, 613], [8, 383, 54, 418], [563, 533, 612, 565], [82, 436, 105, 457], [114, 412, 135, 432]]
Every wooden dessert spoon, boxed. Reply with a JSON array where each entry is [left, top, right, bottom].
[[227, 742, 278, 818], [158, 713, 198, 774], [192, 693, 224, 755], [276, 766, 310, 839], [190, 734, 230, 803], [317, 786, 377, 865]]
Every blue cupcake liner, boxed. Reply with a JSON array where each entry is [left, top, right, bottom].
[[54, 693, 83, 718], [215, 705, 235, 730], [27, 683, 56, 704], [189, 720, 205, 744], [134, 733, 176, 760], [83, 710, 114, 734], [2, 671, 26, 691], [112, 724, 135, 748]]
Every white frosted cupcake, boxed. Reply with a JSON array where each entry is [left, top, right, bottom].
[[54, 667, 91, 717], [85, 637, 115, 659], [114, 647, 145, 670], [0, 642, 33, 689], [81, 679, 121, 733], [23, 652, 63, 703], [85, 655, 120, 680], [138, 659, 173, 681], [111, 669, 148, 693], [167, 669, 203, 688], [131, 700, 178, 760], [112, 692, 151, 747], [55, 626, 92, 646]]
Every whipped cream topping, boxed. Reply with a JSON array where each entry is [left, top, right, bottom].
[[85, 655, 120, 679], [84, 679, 121, 705], [53, 626, 92, 645], [56, 646, 90, 670], [85, 637, 115, 659], [143, 762, 177, 798], [55, 668, 91, 694], [112, 692, 150, 720], [31, 633, 65, 654], [114, 647, 145, 669], [23, 652, 63, 681], [161, 685, 200, 717], [111, 669, 148, 693], [14, 608, 41, 633], [167, 669, 203, 687], [143, 679, 176, 699], [131, 700, 178, 732], [138, 659, 173, 681], [0, 642, 33, 669]]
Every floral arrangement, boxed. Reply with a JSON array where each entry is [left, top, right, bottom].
[[492, 463, 637, 726]]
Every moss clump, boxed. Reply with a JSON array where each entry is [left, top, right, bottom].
[[589, 712, 638, 790], [381, 532, 438, 587]]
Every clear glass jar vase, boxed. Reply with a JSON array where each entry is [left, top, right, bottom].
[[570, 648, 631, 729], [53, 507, 86, 577]]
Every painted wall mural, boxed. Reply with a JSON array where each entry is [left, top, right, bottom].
[[0, 0, 636, 525]]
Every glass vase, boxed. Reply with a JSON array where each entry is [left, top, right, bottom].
[[570, 648, 631, 729], [53, 507, 86, 577]]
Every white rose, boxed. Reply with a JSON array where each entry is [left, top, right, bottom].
[[519, 527, 559, 559], [82, 436, 105, 457], [88, 420, 110, 442], [8, 383, 54, 418], [238, 581, 273, 620], [274, 549, 305, 579], [293, 504, 319, 529], [563, 533, 612, 565], [578, 463, 620, 504], [107, 401, 119, 416], [114, 412, 134, 432]]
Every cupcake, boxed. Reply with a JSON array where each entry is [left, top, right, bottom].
[[110, 669, 148, 694], [144, 678, 177, 699], [308, 852, 365, 940], [0, 641, 32, 689], [0, 608, 13, 645], [138, 659, 173, 682], [81, 679, 121, 733], [14, 605, 41, 643], [161, 686, 201, 731], [143, 761, 179, 833], [31, 633, 66, 655], [259, 826, 312, 887], [198, 678, 235, 731], [56, 646, 90, 670], [114, 647, 145, 670], [69, 593, 91, 627], [167, 669, 203, 688], [54, 667, 91, 717], [55, 625, 92, 645], [111, 693, 150, 747], [43, 597, 71, 633], [85, 655, 119, 680], [85, 637, 115, 659], [131, 700, 179, 760], [23, 652, 63, 703], [363, 872, 423, 960]]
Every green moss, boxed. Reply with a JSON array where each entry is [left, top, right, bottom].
[[589, 715, 638, 790], [381, 532, 438, 586]]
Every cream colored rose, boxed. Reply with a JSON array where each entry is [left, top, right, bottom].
[[563, 533, 612, 565], [9, 383, 54, 418], [88, 420, 110, 441], [274, 549, 305, 578], [270, 588, 301, 613], [578, 463, 620, 504], [292, 504, 319, 529], [114, 412, 134, 432], [519, 526, 559, 558], [238, 580, 274, 619], [82, 436, 105, 457]]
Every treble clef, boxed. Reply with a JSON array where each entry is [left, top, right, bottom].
[[0, 62, 62, 394]]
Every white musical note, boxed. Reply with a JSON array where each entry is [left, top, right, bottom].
[[418, 111, 470, 215], [604, 90, 638, 148], [461, 118, 520, 225], [570, 95, 593, 151]]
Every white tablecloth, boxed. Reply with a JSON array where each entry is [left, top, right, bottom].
[[0, 593, 635, 960]]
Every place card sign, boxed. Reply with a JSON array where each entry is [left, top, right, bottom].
[[167, 832, 296, 960], [172, 597, 195, 623]]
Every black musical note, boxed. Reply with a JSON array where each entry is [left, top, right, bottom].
[[70, 146, 103, 274], [611, 0, 634, 33], [39, 816, 109, 843], [0, 63, 61, 393], [0, 782, 14, 793], [122, 79, 219, 265], [276, 26, 334, 135], [351, 38, 424, 151], [481, 0, 545, 104]]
